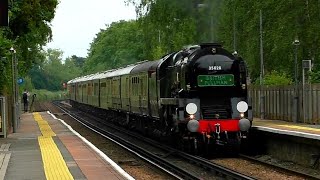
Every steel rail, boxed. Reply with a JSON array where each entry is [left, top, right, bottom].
[[52, 101, 198, 180], [53, 101, 255, 180], [239, 154, 320, 180]]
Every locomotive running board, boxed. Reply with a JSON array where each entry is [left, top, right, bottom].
[[160, 98, 178, 105]]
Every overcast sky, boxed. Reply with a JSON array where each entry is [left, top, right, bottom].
[[46, 0, 137, 59]]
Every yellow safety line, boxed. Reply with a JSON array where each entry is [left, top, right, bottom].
[[33, 112, 74, 180], [276, 124, 320, 132], [34, 113, 56, 137]]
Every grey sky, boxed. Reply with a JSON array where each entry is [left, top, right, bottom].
[[46, 0, 137, 59]]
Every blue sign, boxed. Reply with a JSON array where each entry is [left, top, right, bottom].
[[17, 78, 24, 85]]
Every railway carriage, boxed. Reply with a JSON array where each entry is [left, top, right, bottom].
[[100, 72, 113, 109], [81, 81, 88, 104], [91, 77, 100, 107], [130, 61, 158, 116], [75, 81, 81, 102], [85, 73, 100, 107], [76, 79, 84, 103], [68, 43, 252, 153], [67, 79, 76, 101], [87, 78, 94, 106], [120, 72, 131, 112]]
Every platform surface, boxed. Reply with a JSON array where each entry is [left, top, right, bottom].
[[253, 117, 320, 140], [0, 112, 133, 180]]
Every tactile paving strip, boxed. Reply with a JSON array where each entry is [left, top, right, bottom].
[[33, 112, 73, 180]]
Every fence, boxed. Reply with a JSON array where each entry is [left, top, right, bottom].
[[0, 97, 7, 137], [249, 84, 320, 124]]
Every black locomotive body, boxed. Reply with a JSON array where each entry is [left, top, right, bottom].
[[68, 43, 252, 152]]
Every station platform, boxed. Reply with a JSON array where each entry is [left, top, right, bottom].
[[252, 118, 320, 140], [0, 111, 134, 180]]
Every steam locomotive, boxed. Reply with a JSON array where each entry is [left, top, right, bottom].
[[67, 43, 252, 153]]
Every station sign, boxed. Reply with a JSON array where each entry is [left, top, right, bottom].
[[302, 60, 312, 70], [17, 78, 24, 85]]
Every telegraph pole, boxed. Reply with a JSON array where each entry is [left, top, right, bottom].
[[10, 47, 17, 132], [293, 38, 300, 123], [233, 2, 236, 51], [259, 10, 265, 119]]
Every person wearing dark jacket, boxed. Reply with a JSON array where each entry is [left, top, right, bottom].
[[22, 89, 29, 112]]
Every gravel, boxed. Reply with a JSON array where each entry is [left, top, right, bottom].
[[36, 101, 320, 180], [42, 102, 174, 180]]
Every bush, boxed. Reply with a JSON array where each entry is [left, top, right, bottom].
[[29, 89, 67, 102], [254, 71, 293, 86], [310, 71, 320, 83]]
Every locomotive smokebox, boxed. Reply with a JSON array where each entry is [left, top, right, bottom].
[[239, 118, 251, 131]]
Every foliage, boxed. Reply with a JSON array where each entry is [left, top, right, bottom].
[[126, 0, 224, 60], [19, 76, 34, 93], [84, 20, 145, 74], [31, 89, 67, 101], [255, 71, 292, 86], [124, 0, 320, 85], [0, 0, 58, 95], [7, 0, 319, 90], [70, 55, 85, 69], [218, 0, 320, 83], [9, 0, 59, 73], [0, 31, 14, 94], [29, 49, 82, 91], [310, 71, 320, 83]]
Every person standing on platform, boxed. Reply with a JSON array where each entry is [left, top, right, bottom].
[[22, 89, 29, 112]]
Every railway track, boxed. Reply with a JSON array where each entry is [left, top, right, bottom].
[[46, 100, 319, 179], [50, 101, 255, 180], [238, 154, 320, 180]]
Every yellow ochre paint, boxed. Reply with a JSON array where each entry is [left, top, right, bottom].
[[276, 124, 320, 132], [33, 112, 74, 180]]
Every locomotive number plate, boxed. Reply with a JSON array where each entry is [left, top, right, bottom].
[[197, 74, 234, 86]]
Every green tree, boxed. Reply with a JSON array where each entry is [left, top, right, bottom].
[[257, 71, 292, 86], [131, 0, 198, 59], [310, 71, 320, 84], [127, 0, 223, 59], [29, 49, 81, 91], [0, 31, 13, 93], [89, 0, 320, 86], [0, 0, 58, 94], [64, 57, 82, 79], [84, 20, 145, 74], [218, 1, 320, 83], [19, 76, 34, 93], [70, 55, 85, 68]]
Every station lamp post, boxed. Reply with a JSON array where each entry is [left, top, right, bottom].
[[293, 38, 300, 123], [10, 47, 17, 132]]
